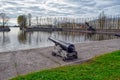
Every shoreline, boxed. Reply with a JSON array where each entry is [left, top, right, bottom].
[[0, 41, 92, 53], [0, 38, 118, 53], [24, 27, 120, 34], [0, 27, 10, 32], [0, 38, 120, 80]]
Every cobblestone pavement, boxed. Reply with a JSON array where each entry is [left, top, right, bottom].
[[0, 39, 120, 80]]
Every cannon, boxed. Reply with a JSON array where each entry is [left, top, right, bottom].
[[114, 34, 120, 37], [85, 22, 96, 32], [48, 37, 78, 61]]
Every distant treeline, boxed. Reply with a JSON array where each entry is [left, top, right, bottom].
[[30, 12, 120, 30]]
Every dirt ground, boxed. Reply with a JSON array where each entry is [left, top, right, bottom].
[[0, 38, 120, 80]]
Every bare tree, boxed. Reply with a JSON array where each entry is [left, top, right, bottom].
[[0, 13, 9, 28], [98, 11, 106, 29], [36, 16, 38, 26], [117, 15, 120, 29], [28, 13, 32, 27]]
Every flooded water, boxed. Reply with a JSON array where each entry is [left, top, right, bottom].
[[0, 27, 118, 52]]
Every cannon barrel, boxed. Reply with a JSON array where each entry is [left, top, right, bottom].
[[85, 22, 90, 27], [48, 37, 75, 53], [114, 34, 120, 37], [85, 22, 96, 32]]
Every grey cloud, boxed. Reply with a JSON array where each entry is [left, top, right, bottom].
[[0, 0, 120, 18]]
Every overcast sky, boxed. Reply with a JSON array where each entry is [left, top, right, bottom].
[[0, 0, 120, 25]]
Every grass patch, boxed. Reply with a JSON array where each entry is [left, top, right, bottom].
[[10, 50, 120, 80]]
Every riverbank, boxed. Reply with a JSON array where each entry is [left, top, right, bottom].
[[24, 27, 120, 34], [25, 27, 62, 32], [0, 38, 120, 80], [0, 27, 10, 32]]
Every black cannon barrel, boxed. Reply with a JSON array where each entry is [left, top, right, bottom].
[[85, 22, 90, 27], [48, 37, 75, 53], [85, 22, 96, 32], [114, 34, 120, 37]]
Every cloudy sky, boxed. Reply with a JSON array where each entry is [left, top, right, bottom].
[[0, 0, 120, 25]]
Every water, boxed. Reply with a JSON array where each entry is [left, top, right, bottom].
[[0, 27, 118, 52]]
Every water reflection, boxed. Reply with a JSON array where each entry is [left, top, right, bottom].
[[18, 31, 52, 45], [0, 32, 10, 46], [0, 28, 119, 52], [51, 31, 118, 43], [85, 33, 117, 41], [18, 31, 27, 44]]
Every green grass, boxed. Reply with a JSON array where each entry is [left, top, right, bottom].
[[11, 50, 120, 80]]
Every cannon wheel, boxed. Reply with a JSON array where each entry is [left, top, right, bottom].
[[62, 57, 67, 61], [52, 51, 57, 56], [73, 51, 78, 59], [73, 55, 78, 59]]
